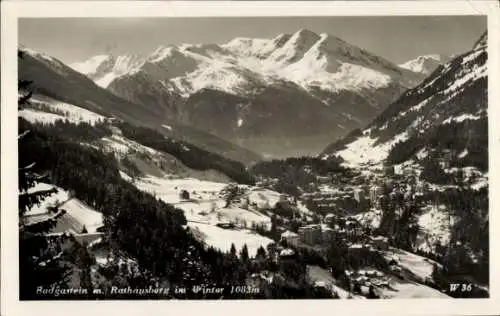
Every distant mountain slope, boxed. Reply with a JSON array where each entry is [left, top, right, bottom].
[[18, 48, 262, 165], [321, 33, 489, 291], [321, 32, 487, 174], [71, 54, 144, 88], [399, 54, 451, 76], [71, 29, 425, 157]]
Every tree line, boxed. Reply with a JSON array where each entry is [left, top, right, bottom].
[[117, 121, 255, 185]]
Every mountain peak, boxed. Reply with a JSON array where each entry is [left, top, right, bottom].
[[417, 54, 442, 62], [291, 28, 321, 43], [399, 54, 449, 75], [148, 45, 179, 62], [295, 28, 318, 36]]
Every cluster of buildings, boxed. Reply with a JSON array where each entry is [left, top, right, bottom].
[[280, 212, 386, 249], [353, 184, 385, 205], [345, 268, 388, 295], [346, 235, 389, 253], [298, 224, 323, 245], [301, 183, 388, 214], [280, 224, 333, 247], [280, 210, 390, 253]]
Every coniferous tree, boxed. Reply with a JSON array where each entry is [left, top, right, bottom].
[[229, 243, 237, 259], [255, 245, 267, 261], [270, 214, 278, 241], [240, 244, 249, 263]]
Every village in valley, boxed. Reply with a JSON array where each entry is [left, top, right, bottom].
[[22, 136, 488, 299], [16, 16, 489, 301]]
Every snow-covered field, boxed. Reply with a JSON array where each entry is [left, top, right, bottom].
[[100, 134, 158, 156], [306, 265, 364, 299], [19, 109, 68, 125], [22, 182, 69, 216], [189, 222, 273, 257], [134, 175, 227, 205], [20, 95, 107, 125], [247, 188, 282, 209], [22, 182, 103, 234], [332, 131, 408, 168], [377, 248, 449, 298], [383, 247, 440, 281], [129, 174, 281, 256], [379, 278, 449, 298], [57, 199, 104, 233]]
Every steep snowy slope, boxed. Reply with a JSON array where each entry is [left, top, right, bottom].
[[19, 47, 262, 165], [322, 32, 487, 172], [399, 54, 451, 76], [72, 29, 425, 157]]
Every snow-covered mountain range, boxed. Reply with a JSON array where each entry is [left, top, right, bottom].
[[71, 29, 425, 157], [72, 29, 421, 95], [18, 47, 262, 165], [399, 54, 451, 76]]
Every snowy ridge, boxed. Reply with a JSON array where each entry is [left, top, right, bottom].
[[73, 29, 421, 97], [21, 47, 73, 77]]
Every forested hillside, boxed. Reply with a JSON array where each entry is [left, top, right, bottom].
[[18, 118, 259, 298]]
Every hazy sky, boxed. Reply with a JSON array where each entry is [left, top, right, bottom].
[[19, 16, 486, 65]]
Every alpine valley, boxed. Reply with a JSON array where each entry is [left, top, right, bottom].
[[17, 26, 489, 300], [71, 29, 425, 158]]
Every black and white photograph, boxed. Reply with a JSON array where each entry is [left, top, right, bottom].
[[2, 1, 499, 314]]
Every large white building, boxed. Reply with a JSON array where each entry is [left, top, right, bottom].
[[353, 188, 365, 203], [298, 224, 322, 245], [369, 185, 382, 202], [280, 230, 300, 247]]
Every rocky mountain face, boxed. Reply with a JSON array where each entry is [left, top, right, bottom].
[[71, 29, 424, 158], [322, 32, 487, 173], [18, 47, 262, 165]]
